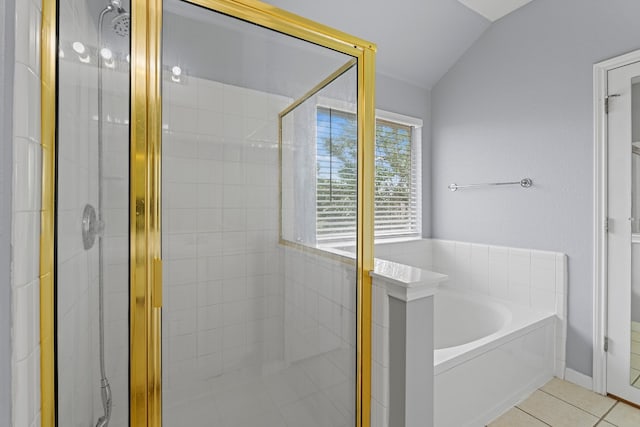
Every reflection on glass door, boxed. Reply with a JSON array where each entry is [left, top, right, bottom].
[[161, 2, 361, 425], [56, 0, 131, 426]]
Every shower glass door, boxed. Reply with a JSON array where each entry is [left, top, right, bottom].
[[160, 1, 371, 426], [47, 0, 374, 426], [55, 0, 131, 426]]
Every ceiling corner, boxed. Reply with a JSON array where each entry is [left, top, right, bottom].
[[457, 0, 534, 22]]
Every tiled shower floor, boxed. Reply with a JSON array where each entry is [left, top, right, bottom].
[[489, 378, 640, 427], [163, 351, 353, 427]]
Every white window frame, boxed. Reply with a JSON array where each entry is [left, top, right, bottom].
[[315, 98, 423, 247]]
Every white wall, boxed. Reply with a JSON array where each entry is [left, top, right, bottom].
[[430, 0, 640, 377], [11, 0, 42, 424], [376, 74, 432, 237], [0, 0, 15, 424]]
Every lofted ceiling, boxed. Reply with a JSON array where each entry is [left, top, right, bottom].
[[266, 0, 535, 89], [458, 0, 535, 22], [86, 0, 536, 92]]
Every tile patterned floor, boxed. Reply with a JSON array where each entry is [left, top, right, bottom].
[[488, 378, 640, 427]]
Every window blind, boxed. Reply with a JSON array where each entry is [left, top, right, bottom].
[[316, 107, 420, 243]]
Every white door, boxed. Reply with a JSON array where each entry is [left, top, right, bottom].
[[607, 60, 640, 403]]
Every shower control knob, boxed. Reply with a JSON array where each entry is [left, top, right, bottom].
[[82, 204, 102, 250]]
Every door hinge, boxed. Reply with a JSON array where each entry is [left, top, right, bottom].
[[605, 217, 610, 232], [604, 336, 609, 352], [605, 94, 621, 114]]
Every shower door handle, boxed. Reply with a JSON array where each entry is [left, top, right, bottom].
[[152, 258, 163, 308]]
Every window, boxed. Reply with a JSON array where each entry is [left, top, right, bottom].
[[316, 107, 421, 244]]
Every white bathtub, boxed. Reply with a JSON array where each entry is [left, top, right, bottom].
[[433, 289, 556, 427]]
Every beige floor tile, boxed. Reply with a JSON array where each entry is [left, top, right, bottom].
[[631, 331, 640, 342], [604, 402, 640, 427], [630, 368, 640, 385], [632, 321, 640, 332], [517, 390, 599, 427], [596, 422, 615, 427], [632, 340, 640, 355], [488, 407, 547, 427], [540, 378, 616, 417]]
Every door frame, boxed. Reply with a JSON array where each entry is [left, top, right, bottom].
[[40, 0, 377, 426], [593, 49, 640, 395]]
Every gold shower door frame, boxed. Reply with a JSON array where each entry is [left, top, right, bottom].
[[41, 0, 376, 426]]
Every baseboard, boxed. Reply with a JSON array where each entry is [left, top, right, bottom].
[[564, 368, 593, 390], [473, 372, 554, 427]]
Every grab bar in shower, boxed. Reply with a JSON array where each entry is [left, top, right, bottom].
[[448, 178, 533, 192]]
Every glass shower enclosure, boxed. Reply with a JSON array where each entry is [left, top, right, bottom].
[[44, 0, 376, 426]]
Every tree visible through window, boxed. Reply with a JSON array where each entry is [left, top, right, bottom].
[[316, 107, 420, 244]]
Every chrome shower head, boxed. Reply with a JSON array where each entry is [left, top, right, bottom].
[[109, 0, 125, 13], [111, 12, 130, 37], [103, 0, 129, 37]]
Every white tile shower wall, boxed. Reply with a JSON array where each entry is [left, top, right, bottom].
[[373, 238, 432, 270], [282, 247, 356, 363], [100, 64, 131, 426], [162, 76, 290, 398], [282, 245, 357, 424], [55, 0, 108, 423], [11, 0, 42, 425], [371, 281, 389, 427]]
